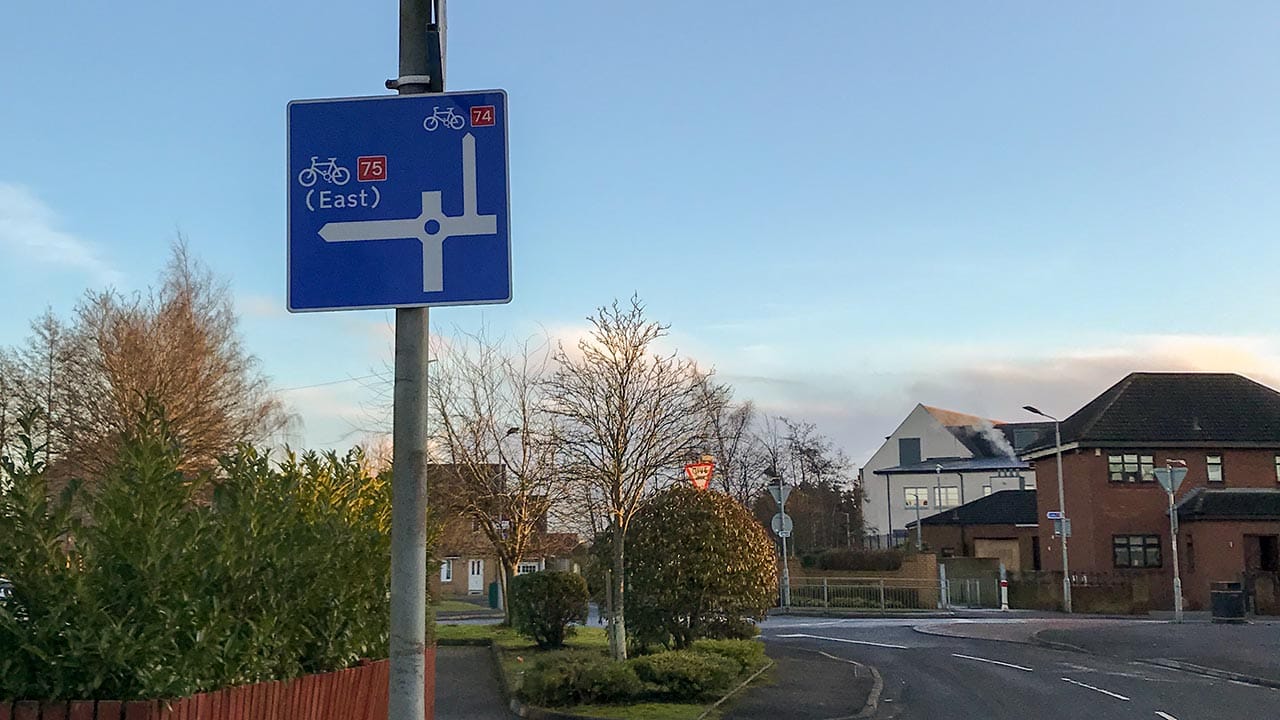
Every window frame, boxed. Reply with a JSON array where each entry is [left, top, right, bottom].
[[1107, 453, 1156, 484], [937, 486, 960, 508], [516, 561, 541, 575], [1206, 454, 1224, 483], [440, 558, 454, 583], [1274, 455, 1280, 484], [903, 487, 929, 509], [1112, 534, 1162, 568]]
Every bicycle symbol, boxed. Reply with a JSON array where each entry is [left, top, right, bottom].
[[297, 156, 351, 187], [423, 106, 466, 132]]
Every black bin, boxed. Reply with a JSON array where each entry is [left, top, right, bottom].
[[1210, 581, 1246, 623]]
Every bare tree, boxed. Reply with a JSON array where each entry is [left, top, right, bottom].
[[696, 378, 765, 504], [8, 309, 87, 470], [0, 348, 17, 462], [428, 329, 571, 619], [544, 297, 707, 660], [29, 240, 285, 478]]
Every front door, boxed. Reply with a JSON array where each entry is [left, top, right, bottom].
[[468, 559, 484, 594]]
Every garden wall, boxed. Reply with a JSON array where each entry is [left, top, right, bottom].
[[0, 649, 435, 720]]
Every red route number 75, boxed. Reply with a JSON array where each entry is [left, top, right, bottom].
[[357, 156, 387, 182]]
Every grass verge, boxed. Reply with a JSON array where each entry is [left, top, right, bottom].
[[439, 624, 766, 719], [433, 599, 496, 614]]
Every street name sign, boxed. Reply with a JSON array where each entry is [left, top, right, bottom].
[[1046, 510, 1063, 520], [287, 90, 510, 312]]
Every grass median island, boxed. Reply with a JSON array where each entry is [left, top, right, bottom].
[[436, 624, 771, 719], [433, 599, 494, 614]]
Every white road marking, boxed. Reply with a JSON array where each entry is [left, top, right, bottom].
[[951, 653, 1033, 672], [1061, 677, 1131, 701], [1155, 712, 1178, 720], [775, 632, 909, 649]]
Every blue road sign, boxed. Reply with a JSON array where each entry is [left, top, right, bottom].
[[287, 90, 510, 312]]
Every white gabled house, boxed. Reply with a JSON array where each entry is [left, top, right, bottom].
[[860, 404, 1049, 547]]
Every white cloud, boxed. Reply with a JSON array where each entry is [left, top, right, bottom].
[[693, 333, 1280, 468], [0, 182, 119, 283], [235, 293, 288, 319]]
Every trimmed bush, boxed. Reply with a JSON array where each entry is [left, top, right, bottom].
[[630, 650, 738, 701], [817, 548, 904, 572], [690, 639, 767, 674], [509, 571, 589, 649], [625, 485, 777, 649], [519, 651, 642, 706], [0, 408, 430, 701]]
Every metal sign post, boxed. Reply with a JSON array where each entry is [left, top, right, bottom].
[[285, 1, 511, 717], [766, 468, 791, 607], [1155, 463, 1189, 623]]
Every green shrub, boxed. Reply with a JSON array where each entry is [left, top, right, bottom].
[[817, 549, 904, 572], [509, 571, 589, 649], [689, 639, 767, 674], [625, 485, 777, 649], [630, 650, 738, 701], [0, 405, 433, 701], [519, 651, 641, 706]]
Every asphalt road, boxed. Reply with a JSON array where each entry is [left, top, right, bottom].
[[758, 617, 1280, 720]]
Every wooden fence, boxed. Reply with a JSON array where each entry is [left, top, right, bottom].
[[0, 648, 435, 720]]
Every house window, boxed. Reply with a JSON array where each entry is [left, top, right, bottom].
[[1108, 454, 1155, 483], [1207, 455, 1223, 483], [471, 519, 482, 532], [440, 559, 454, 583], [898, 438, 922, 465], [982, 484, 993, 497], [1113, 535, 1162, 568], [1275, 455, 1280, 483], [517, 561, 541, 575], [937, 486, 960, 508], [904, 487, 929, 509]]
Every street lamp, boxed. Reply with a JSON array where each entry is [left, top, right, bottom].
[[1023, 405, 1072, 614]]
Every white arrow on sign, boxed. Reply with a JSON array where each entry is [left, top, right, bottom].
[[318, 133, 497, 293]]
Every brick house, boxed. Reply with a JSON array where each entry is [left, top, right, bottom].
[[426, 463, 580, 600], [908, 490, 1041, 572], [1021, 372, 1280, 611]]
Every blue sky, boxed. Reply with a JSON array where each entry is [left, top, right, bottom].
[[3, 2, 1279, 460]]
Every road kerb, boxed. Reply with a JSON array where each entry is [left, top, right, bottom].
[[1139, 658, 1280, 691], [806, 650, 883, 720]]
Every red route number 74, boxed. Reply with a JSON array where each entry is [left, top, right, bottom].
[[470, 105, 495, 127]]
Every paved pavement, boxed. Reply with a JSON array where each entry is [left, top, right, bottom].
[[724, 641, 874, 719], [757, 616, 1280, 719], [434, 645, 513, 720], [1041, 621, 1280, 686]]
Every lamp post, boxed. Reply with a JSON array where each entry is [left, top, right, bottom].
[[1023, 405, 1072, 614]]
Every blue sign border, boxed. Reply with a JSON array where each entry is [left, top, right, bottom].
[[286, 90, 511, 312]]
